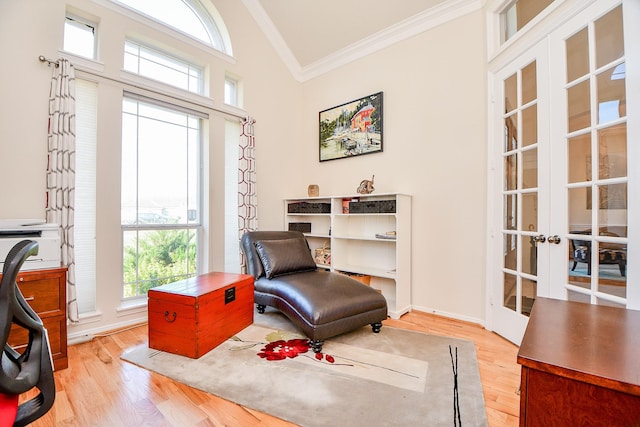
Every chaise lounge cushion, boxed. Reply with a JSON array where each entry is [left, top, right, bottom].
[[254, 238, 317, 279]]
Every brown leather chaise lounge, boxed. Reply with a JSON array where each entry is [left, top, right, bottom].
[[240, 231, 388, 353]]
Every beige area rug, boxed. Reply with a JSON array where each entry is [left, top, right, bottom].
[[121, 310, 487, 426]]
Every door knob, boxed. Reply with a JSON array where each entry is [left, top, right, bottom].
[[532, 235, 546, 243], [548, 235, 561, 244]]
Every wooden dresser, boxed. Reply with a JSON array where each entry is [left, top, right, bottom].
[[2, 266, 68, 371], [517, 297, 640, 426]]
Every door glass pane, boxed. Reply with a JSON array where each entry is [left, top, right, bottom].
[[505, 114, 518, 151], [568, 133, 591, 183], [597, 237, 627, 299], [505, 154, 518, 190], [521, 278, 536, 316], [568, 187, 591, 232], [566, 28, 589, 83], [598, 124, 627, 180], [597, 64, 626, 124], [594, 6, 624, 69], [568, 80, 591, 132], [505, 74, 517, 113], [522, 193, 537, 232], [522, 148, 537, 188], [597, 183, 627, 211], [505, 194, 517, 230], [522, 61, 537, 104], [522, 238, 536, 276], [522, 105, 537, 146], [503, 272, 517, 312], [504, 234, 517, 271]]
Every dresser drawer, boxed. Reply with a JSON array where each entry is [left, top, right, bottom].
[[16, 273, 63, 317], [8, 315, 68, 370]]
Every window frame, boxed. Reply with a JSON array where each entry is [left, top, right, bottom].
[[120, 94, 205, 301]]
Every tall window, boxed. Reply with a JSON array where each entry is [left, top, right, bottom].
[[124, 40, 203, 94], [121, 95, 202, 299]]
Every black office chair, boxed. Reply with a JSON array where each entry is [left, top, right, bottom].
[[0, 240, 56, 426]]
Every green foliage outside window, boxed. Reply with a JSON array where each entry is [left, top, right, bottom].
[[123, 228, 197, 297]]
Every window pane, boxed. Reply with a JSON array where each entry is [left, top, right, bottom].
[[598, 124, 627, 180], [124, 41, 203, 94], [64, 17, 95, 59], [594, 6, 624, 69], [568, 133, 591, 184], [521, 61, 537, 105], [502, 0, 554, 42], [566, 28, 589, 83], [597, 64, 626, 125], [122, 229, 197, 298], [116, 0, 224, 50], [504, 73, 517, 113], [522, 148, 537, 189], [567, 80, 591, 133], [522, 105, 537, 147], [225, 78, 238, 106]]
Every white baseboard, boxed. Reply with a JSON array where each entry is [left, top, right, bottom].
[[409, 305, 487, 329], [67, 315, 148, 346]]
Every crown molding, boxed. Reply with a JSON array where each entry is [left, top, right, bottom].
[[242, 0, 483, 82], [240, 0, 304, 81]]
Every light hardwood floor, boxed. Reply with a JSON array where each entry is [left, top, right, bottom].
[[24, 311, 521, 426]]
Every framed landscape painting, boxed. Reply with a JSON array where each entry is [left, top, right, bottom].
[[319, 92, 383, 162]]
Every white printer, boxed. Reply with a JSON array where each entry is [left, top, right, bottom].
[[0, 220, 61, 271]]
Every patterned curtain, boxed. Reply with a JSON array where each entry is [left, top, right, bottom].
[[238, 116, 257, 273], [46, 58, 79, 323]]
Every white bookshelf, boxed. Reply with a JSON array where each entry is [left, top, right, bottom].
[[284, 193, 411, 319]]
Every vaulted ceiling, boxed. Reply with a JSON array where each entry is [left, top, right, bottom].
[[241, 0, 476, 81]]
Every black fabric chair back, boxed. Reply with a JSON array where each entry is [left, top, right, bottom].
[[0, 240, 56, 426]]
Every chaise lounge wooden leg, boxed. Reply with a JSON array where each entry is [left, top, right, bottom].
[[309, 339, 324, 353], [256, 304, 266, 314], [371, 322, 382, 333]]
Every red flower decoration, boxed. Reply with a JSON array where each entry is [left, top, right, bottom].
[[257, 339, 310, 361]]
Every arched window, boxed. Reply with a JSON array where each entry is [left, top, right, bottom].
[[114, 0, 231, 54]]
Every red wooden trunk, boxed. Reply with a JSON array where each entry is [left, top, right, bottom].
[[148, 272, 254, 358]]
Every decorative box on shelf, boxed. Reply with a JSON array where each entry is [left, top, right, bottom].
[[288, 222, 312, 233], [287, 202, 331, 214], [349, 199, 396, 213]]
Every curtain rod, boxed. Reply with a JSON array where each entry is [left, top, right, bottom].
[[38, 55, 59, 68], [38, 54, 249, 122]]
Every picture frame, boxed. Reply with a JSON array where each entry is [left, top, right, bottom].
[[319, 92, 383, 162]]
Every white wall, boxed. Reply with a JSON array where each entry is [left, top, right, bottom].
[[0, 0, 489, 339], [293, 11, 489, 322]]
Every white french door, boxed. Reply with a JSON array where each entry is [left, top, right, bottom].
[[489, 42, 550, 345], [489, 0, 639, 345]]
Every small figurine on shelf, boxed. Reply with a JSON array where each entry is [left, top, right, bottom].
[[357, 175, 375, 194]]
